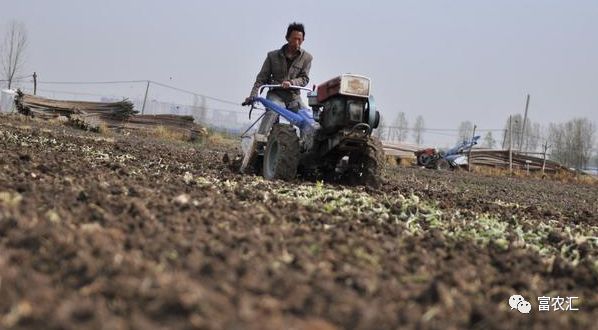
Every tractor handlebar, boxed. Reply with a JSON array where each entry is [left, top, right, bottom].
[[258, 84, 313, 95], [242, 84, 313, 106]]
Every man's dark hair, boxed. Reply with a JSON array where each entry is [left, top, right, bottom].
[[286, 22, 305, 39]]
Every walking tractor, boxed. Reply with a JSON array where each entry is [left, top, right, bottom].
[[240, 74, 384, 185], [414, 135, 481, 170]]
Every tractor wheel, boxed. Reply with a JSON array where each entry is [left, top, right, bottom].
[[263, 124, 300, 180], [418, 154, 433, 167], [354, 136, 385, 187]]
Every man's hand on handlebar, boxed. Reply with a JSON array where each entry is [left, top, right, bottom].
[[242, 97, 254, 106], [244, 83, 309, 106]]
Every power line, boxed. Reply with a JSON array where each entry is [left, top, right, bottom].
[[208, 107, 249, 114], [35, 87, 128, 98], [34, 86, 246, 114], [148, 80, 240, 106], [34, 79, 241, 106], [383, 125, 504, 132], [0, 74, 32, 82], [422, 131, 461, 138], [15, 74, 32, 80], [38, 80, 147, 85]]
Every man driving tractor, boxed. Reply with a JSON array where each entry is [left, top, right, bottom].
[[240, 23, 382, 184], [244, 22, 313, 138]]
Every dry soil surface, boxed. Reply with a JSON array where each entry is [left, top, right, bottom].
[[1, 114, 597, 329]]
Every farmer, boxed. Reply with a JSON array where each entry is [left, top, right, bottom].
[[244, 22, 313, 136]]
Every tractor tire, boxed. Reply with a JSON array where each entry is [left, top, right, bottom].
[[263, 124, 300, 181], [352, 136, 385, 187], [418, 154, 433, 167]]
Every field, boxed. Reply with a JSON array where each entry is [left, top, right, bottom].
[[1, 114, 597, 329]]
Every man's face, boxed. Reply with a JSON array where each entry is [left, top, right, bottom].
[[286, 30, 304, 52]]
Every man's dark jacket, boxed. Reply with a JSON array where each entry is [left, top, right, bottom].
[[249, 44, 312, 98]]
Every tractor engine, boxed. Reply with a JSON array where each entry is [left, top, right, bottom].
[[308, 74, 380, 134]]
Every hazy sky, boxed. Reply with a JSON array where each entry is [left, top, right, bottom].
[[2, 0, 597, 145]]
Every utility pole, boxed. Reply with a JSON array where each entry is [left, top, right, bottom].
[[33, 72, 37, 95], [509, 116, 513, 174], [542, 141, 549, 175], [518, 94, 530, 152], [141, 80, 150, 115], [468, 124, 476, 172]]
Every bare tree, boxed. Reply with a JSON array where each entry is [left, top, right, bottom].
[[1, 21, 27, 89], [457, 120, 473, 142], [526, 122, 542, 152], [501, 114, 542, 152], [374, 114, 387, 140], [502, 114, 522, 149], [548, 117, 595, 169], [412, 115, 425, 145], [392, 112, 409, 142], [483, 131, 496, 149], [519, 120, 541, 152]]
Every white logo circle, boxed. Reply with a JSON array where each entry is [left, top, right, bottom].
[[509, 295, 525, 309]]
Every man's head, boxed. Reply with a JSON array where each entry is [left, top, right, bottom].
[[285, 22, 305, 52]]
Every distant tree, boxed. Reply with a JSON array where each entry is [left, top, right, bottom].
[[457, 120, 474, 142], [391, 112, 409, 142], [502, 114, 522, 149], [1, 21, 27, 89], [483, 131, 496, 149], [548, 117, 595, 169], [518, 120, 541, 152], [374, 114, 387, 140], [592, 151, 598, 170], [526, 122, 542, 152], [412, 115, 425, 145], [501, 114, 541, 152]]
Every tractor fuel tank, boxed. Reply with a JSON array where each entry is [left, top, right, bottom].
[[316, 74, 371, 103]]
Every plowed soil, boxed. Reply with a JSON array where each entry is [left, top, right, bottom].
[[1, 114, 597, 330]]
